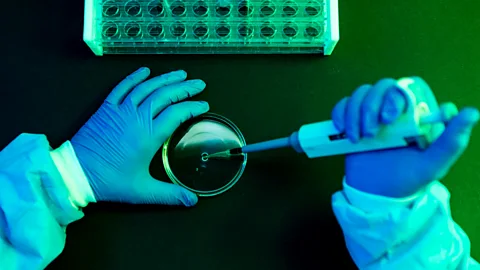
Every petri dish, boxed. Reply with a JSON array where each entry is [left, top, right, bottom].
[[162, 113, 247, 197]]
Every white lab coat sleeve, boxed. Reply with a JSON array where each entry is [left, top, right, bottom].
[[0, 133, 95, 270], [50, 140, 96, 208], [332, 179, 480, 269]]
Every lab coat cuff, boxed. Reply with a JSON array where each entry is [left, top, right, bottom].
[[342, 177, 424, 212], [50, 141, 97, 208]]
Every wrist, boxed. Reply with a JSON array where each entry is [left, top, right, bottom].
[[50, 141, 97, 208], [345, 174, 425, 198], [342, 177, 425, 212]]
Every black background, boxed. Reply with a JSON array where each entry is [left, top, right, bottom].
[[1, 0, 480, 269]]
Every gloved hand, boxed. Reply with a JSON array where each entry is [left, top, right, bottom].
[[332, 77, 480, 197], [72, 67, 209, 206]]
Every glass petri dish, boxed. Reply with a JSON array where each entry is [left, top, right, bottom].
[[162, 113, 247, 197]]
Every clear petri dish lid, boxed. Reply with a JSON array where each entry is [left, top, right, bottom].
[[162, 113, 247, 197]]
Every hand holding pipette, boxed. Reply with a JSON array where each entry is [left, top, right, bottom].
[[208, 77, 480, 198]]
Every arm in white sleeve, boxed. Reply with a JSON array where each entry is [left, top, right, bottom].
[[0, 133, 95, 270], [332, 178, 480, 269]]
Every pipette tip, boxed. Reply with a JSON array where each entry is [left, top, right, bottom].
[[206, 147, 243, 159]]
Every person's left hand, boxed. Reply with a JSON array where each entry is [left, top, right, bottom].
[[71, 67, 209, 206]]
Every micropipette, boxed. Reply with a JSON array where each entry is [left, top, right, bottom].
[[207, 77, 458, 159]]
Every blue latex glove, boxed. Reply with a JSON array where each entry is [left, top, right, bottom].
[[72, 67, 209, 205], [332, 77, 480, 197]]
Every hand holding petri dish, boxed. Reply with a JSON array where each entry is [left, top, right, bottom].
[[162, 113, 247, 197]]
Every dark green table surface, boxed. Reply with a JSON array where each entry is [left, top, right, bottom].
[[1, 0, 479, 269]]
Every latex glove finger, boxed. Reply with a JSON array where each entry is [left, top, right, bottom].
[[126, 176, 198, 206], [422, 107, 479, 181], [106, 67, 151, 105], [345, 84, 371, 143], [380, 87, 408, 124], [154, 101, 210, 142], [139, 79, 206, 118], [331, 97, 349, 133], [360, 78, 397, 137], [124, 70, 188, 107]]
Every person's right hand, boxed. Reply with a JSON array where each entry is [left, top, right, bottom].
[[72, 67, 209, 205], [332, 77, 480, 198]]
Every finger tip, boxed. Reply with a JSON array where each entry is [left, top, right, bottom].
[[441, 102, 459, 117], [377, 78, 397, 88], [380, 108, 400, 124], [132, 67, 151, 78], [199, 101, 210, 110], [190, 194, 199, 206], [465, 107, 480, 117], [347, 134, 359, 143], [363, 129, 376, 138], [382, 117, 393, 125], [335, 126, 345, 134], [331, 115, 345, 132], [380, 111, 394, 124], [183, 192, 198, 207], [466, 108, 480, 124], [408, 75, 422, 81], [473, 110, 480, 122], [456, 107, 479, 122], [409, 76, 427, 86], [190, 79, 206, 89], [174, 185, 198, 207], [139, 67, 151, 75], [167, 70, 187, 81], [177, 70, 187, 77], [444, 108, 480, 136]]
